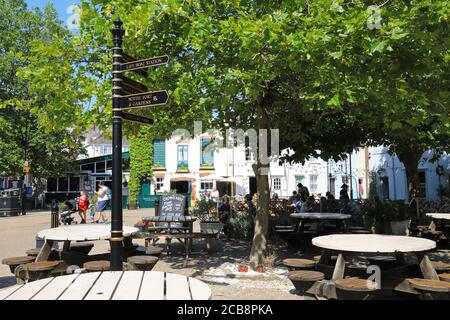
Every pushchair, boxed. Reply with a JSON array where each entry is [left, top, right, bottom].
[[59, 199, 78, 225]]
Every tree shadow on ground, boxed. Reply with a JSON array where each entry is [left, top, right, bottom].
[[158, 236, 323, 271]]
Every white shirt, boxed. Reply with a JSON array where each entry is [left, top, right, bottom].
[[98, 186, 109, 201]]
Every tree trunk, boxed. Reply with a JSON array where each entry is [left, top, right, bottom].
[[397, 149, 423, 200], [249, 87, 270, 269]]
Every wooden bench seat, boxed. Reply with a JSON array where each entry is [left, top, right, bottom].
[[25, 248, 41, 257], [438, 273, 450, 283], [127, 256, 158, 271], [282, 258, 316, 270], [83, 260, 110, 272], [2, 256, 35, 273], [146, 245, 163, 256], [288, 270, 325, 295], [407, 278, 450, 300], [335, 278, 378, 300], [23, 261, 62, 281], [408, 279, 450, 292], [431, 261, 450, 273]]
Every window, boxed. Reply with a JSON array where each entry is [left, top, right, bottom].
[[381, 176, 390, 200], [58, 177, 68, 192], [81, 163, 95, 172], [273, 178, 281, 190], [106, 160, 112, 170], [95, 161, 106, 173], [200, 139, 214, 167], [245, 136, 256, 161], [69, 177, 80, 192], [310, 175, 318, 193], [156, 177, 164, 191], [47, 177, 57, 192], [122, 146, 130, 152], [329, 177, 336, 196], [418, 171, 426, 197], [153, 140, 166, 167], [295, 175, 305, 187], [101, 144, 112, 155], [177, 145, 189, 169], [200, 181, 213, 192]]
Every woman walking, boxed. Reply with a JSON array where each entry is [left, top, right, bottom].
[[95, 182, 110, 223]]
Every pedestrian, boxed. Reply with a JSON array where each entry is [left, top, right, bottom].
[[212, 187, 220, 211], [95, 182, 110, 223], [339, 183, 350, 200], [297, 183, 310, 202], [77, 190, 90, 224]]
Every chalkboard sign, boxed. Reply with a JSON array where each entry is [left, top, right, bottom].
[[158, 194, 186, 217]]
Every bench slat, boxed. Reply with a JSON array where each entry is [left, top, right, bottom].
[[188, 277, 212, 300], [0, 285, 23, 300], [6, 277, 53, 300], [166, 272, 191, 300], [32, 273, 80, 300], [138, 271, 164, 300], [112, 271, 144, 300], [84, 271, 123, 300], [58, 272, 102, 300]]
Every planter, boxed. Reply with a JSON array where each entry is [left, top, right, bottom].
[[389, 220, 411, 235], [128, 202, 137, 210], [200, 222, 224, 234], [239, 265, 248, 272]]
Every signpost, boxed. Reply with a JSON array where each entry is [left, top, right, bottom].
[[120, 90, 169, 110], [121, 112, 154, 125], [110, 18, 169, 271]]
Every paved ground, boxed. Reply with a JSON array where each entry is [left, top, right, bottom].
[[0, 209, 306, 300]]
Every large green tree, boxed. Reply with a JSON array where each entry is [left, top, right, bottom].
[[75, 0, 370, 267], [0, 0, 86, 191]]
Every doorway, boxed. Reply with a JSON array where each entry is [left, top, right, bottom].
[[170, 181, 190, 194], [249, 177, 257, 196]]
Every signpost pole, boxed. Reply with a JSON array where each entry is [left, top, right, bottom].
[[110, 18, 125, 271]]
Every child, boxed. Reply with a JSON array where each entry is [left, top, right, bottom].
[[77, 191, 90, 224]]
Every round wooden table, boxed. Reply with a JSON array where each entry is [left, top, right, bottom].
[[313, 234, 437, 279], [36, 225, 139, 262], [0, 271, 211, 300], [311, 234, 438, 299], [426, 213, 450, 220]]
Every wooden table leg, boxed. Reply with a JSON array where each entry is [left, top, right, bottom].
[[35, 240, 54, 262], [417, 253, 439, 280], [62, 240, 71, 252], [332, 253, 346, 281]]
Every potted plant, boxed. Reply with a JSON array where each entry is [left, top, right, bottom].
[[389, 201, 413, 235], [191, 197, 224, 234]]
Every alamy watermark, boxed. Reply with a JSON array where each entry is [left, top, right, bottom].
[[171, 121, 279, 175]]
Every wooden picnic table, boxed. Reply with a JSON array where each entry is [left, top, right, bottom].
[[141, 216, 198, 265], [310, 234, 438, 298], [0, 271, 211, 300], [35, 225, 139, 262], [290, 212, 352, 233]]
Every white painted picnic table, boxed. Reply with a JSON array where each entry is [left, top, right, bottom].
[[310, 234, 439, 299], [312, 234, 438, 282], [312, 234, 436, 253], [0, 271, 211, 300], [426, 213, 450, 220], [35, 225, 139, 262], [37, 224, 138, 241]]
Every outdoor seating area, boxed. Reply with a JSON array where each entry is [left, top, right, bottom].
[[1, 192, 450, 301]]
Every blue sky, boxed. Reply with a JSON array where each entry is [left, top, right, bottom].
[[25, 0, 80, 21]]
